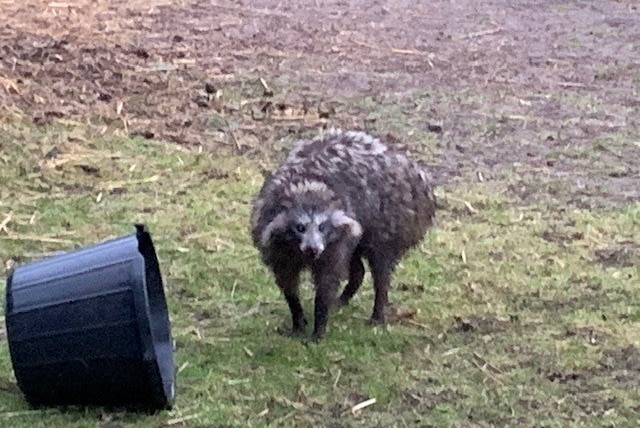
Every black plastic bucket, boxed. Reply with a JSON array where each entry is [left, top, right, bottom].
[[4, 224, 175, 410]]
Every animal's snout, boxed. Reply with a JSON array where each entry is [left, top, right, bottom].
[[301, 244, 324, 259], [300, 228, 325, 259], [303, 247, 319, 258]]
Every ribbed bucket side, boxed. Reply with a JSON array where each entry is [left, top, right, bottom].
[[4, 225, 174, 410]]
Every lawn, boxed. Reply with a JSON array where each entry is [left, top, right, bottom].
[[1, 115, 638, 427]]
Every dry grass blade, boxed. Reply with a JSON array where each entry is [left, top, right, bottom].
[[444, 195, 478, 214], [0, 410, 59, 418], [556, 81, 588, 88], [208, 1, 291, 16], [333, 369, 341, 388], [0, 77, 20, 94], [400, 318, 430, 329], [350, 398, 377, 414], [259, 77, 273, 96], [96, 175, 160, 191], [470, 359, 505, 385], [0, 233, 74, 244], [232, 303, 261, 321], [19, 251, 69, 259], [162, 414, 199, 427], [351, 39, 434, 57], [458, 27, 502, 40], [177, 361, 189, 375], [0, 212, 12, 231]]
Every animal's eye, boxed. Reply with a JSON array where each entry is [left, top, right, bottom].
[[295, 223, 306, 233], [318, 222, 327, 233]]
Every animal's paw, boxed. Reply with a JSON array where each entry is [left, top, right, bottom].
[[333, 296, 349, 309], [277, 319, 308, 337], [367, 315, 386, 326], [276, 326, 306, 337], [303, 332, 325, 345]]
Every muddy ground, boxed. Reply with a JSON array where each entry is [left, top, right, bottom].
[[1, 0, 638, 208]]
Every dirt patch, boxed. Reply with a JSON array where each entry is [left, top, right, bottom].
[[546, 371, 582, 383], [535, 346, 640, 419], [1, 0, 639, 207], [541, 345, 640, 414], [594, 242, 640, 268], [513, 293, 596, 314], [450, 314, 513, 335], [552, 325, 611, 346], [401, 386, 466, 413], [539, 228, 585, 245], [509, 274, 632, 317], [600, 345, 640, 372]]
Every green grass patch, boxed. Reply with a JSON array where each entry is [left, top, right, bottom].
[[0, 118, 639, 427]]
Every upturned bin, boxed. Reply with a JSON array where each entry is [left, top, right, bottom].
[[4, 224, 175, 410]]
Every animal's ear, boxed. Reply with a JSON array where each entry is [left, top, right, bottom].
[[260, 212, 289, 246], [330, 210, 363, 239]]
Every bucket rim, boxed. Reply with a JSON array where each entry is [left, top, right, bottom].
[[132, 223, 175, 409]]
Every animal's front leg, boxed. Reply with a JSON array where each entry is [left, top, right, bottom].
[[273, 265, 307, 335], [308, 240, 357, 342], [309, 259, 353, 342], [283, 289, 307, 334], [309, 277, 339, 342]]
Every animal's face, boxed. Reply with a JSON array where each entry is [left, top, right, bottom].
[[259, 206, 363, 258], [290, 210, 332, 259]]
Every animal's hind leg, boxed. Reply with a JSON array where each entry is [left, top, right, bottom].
[[338, 252, 365, 307], [273, 265, 307, 335], [367, 256, 393, 325]]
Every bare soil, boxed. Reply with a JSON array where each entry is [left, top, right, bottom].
[[1, 0, 638, 208]]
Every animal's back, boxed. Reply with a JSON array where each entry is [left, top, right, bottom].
[[276, 129, 436, 258]]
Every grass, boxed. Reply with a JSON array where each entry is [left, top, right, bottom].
[[0, 115, 639, 427]]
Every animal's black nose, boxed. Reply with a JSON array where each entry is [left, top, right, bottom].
[[303, 248, 317, 258]]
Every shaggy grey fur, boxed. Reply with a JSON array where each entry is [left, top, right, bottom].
[[250, 129, 437, 342]]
